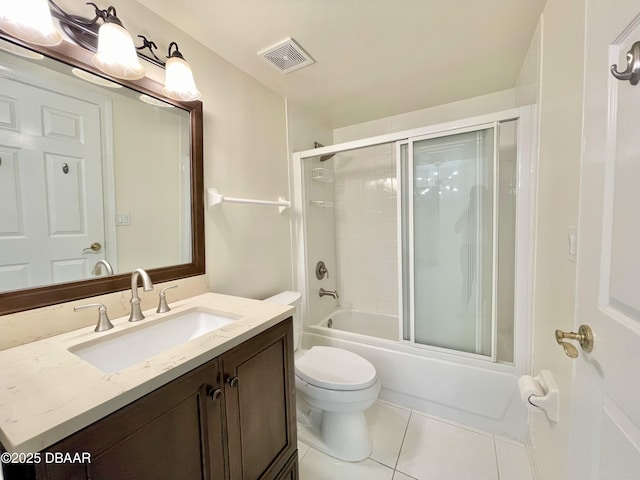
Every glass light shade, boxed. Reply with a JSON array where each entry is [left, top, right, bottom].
[[162, 56, 201, 101], [0, 0, 62, 46], [92, 22, 144, 80]]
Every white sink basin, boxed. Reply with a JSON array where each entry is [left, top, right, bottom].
[[69, 309, 236, 373]]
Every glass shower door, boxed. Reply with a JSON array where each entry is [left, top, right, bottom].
[[407, 127, 496, 357]]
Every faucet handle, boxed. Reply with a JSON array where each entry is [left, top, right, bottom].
[[157, 285, 178, 313], [316, 261, 329, 279], [74, 303, 114, 332]]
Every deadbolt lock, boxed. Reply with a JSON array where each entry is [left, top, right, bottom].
[[555, 324, 593, 358]]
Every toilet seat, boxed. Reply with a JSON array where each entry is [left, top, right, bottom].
[[295, 346, 377, 391]]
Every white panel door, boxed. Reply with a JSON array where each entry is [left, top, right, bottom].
[[569, 1, 640, 478], [0, 77, 105, 291]]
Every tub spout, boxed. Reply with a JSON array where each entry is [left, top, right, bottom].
[[319, 288, 339, 299]]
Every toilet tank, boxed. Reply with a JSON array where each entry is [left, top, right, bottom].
[[263, 291, 302, 351]]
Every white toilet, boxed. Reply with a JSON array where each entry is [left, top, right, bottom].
[[263, 291, 380, 462]]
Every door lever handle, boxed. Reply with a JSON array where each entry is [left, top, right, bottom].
[[555, 325, 593, 358], [83, 242, 102, 253]]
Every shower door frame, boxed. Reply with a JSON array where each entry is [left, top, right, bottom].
[[398, 122, 500, 362], [292, 106, 536, 373]]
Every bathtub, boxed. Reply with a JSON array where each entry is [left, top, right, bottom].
[[320, 309, 399, 341], [302, 308, 528, 441]]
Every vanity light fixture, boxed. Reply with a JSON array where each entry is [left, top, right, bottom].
[[49, 1, 145, 80], [1, 1, 200, 100], [91, 5, 145, 80], [137, 36, 201, 101], [162, 42, 200, 101], [0, 0, 62, 46]]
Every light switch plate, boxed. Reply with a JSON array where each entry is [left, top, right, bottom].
[[116, 212, 131, 226]]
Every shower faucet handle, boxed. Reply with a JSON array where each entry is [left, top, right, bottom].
[[316, 261, 329, 279]]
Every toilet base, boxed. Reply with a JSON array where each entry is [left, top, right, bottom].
[[297, 408, 373, 462]]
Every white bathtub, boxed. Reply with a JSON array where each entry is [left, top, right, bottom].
[[320, 309, 399, 341], [302, 308, 528, 441]]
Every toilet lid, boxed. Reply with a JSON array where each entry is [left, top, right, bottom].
[[295, 346, 377, 391]]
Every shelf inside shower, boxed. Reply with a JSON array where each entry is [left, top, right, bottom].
[[309, 200, 334, 208], [311, 167, 334, 183]]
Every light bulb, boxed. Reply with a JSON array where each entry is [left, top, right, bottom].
[[0, 0, 62, 46], [163, 54, 200, 101], [92, 21, 144, 80]]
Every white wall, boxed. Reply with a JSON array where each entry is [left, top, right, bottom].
[[526, 0, 585, 478], [515, 23, 542, 108], [0, 0, 292, 349], [334, 89, 516, 143]]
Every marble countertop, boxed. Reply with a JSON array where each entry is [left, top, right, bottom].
[[0, 292, 293, 454]]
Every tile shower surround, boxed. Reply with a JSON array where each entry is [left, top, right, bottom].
[[334, 143, 399, 316]]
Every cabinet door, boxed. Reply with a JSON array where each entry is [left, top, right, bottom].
[[35, 359, 225, 480], [274, 453, 298, 480], [222, 318, 297, 480]]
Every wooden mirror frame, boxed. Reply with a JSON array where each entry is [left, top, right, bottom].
[[0, 36, 205, 315]]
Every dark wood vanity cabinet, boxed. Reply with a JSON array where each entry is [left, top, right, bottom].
[[223, 319, 297, 480], [24, 318, 296, 480]]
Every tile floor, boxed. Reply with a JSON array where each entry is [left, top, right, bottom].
[[298, 400, 535, 480]]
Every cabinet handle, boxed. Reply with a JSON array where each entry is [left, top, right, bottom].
[[206, 386, 222, 400], [226, 376, 239, 388]]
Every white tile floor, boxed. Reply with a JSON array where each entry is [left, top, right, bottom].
[[298, 400, 535, 480]]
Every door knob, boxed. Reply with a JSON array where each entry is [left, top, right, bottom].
[[83, 242, 102, 253], [555, 325, 593, 358]]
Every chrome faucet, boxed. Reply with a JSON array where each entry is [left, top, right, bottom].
[[91, 259, 114, 276], [319, 288, 339, 299], [129, 268, 154, 322]]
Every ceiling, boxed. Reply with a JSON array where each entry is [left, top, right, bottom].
[[137, 0, 546, 128]]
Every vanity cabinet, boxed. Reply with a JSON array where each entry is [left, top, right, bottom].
[[22, 318, 296, 480], [223, 319, 297, 480]]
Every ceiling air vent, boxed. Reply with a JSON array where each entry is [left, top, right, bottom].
[[258, 38, 314, 74]]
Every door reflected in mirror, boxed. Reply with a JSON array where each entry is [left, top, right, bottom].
[[0, 39, 195, 295]]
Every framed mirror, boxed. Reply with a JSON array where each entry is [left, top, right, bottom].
[[0, 35, 204, 315]]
